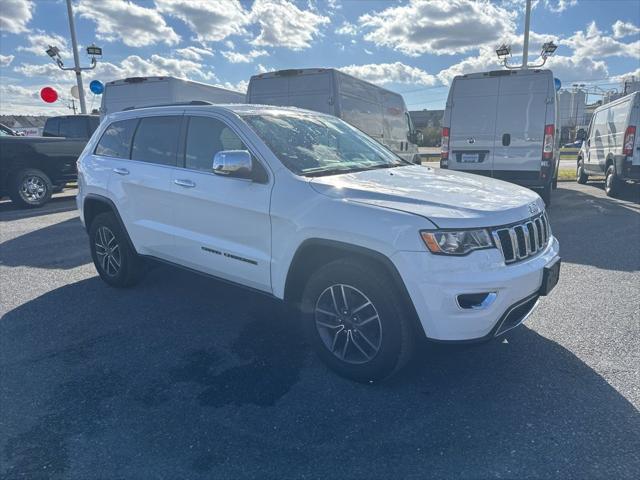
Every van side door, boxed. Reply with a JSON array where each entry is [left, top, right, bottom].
[[168, 114, 273, 293]]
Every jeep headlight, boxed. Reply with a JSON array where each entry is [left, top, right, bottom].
[[420, 229, 494, 256]]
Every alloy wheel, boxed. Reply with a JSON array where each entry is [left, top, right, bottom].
[[95, 226, 121, 276], [19, 175, 47, 203], [314, 284, 382, 365]]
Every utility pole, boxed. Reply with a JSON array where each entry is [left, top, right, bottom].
[[66, 0, 86, 114], [522, 0, 532, 69]]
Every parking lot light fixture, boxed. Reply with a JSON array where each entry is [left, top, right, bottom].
[[496, 44, 511, 59], [541, 41, 558, 58]]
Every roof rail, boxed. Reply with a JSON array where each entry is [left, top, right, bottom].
[[122, 100, 213, 111]]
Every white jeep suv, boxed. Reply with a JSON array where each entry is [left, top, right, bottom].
[[77, 104, 561, 382]]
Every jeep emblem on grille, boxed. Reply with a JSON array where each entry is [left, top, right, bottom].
[[528, 202, 540, 215]]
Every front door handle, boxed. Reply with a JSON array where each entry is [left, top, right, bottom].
[[113, 167, 129, 175], [174, 179, 196, 188]]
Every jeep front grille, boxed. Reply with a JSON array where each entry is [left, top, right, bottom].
[[492, 213, 551, 264]]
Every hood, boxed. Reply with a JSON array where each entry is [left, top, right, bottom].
[[309, 165, 544, 229]]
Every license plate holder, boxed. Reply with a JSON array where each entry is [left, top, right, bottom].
[[460, 153, 480, 163], [539, 258, 561, 296]]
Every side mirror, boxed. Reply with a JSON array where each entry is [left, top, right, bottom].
[[408, 130, 423, 145], [212, 150, 252, 178]]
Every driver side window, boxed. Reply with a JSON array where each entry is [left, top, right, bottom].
[[184, 116, 247, 172]]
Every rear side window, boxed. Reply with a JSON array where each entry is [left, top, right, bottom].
[[42, 118, 59, 137], [95, 119, 138, 159], [131, 116, 181, 166], [184, 116, 247, 171], [59, 117, 88, 138]]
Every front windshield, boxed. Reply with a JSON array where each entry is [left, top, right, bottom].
[[243, 112, 408, 176]]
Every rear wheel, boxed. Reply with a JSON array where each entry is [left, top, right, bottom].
[[576, 159, 588, 184], [604, 165, 621, 197], [89, 212, 144, 287], [301, 259, 415, 382], [9, 168, 53, 208]]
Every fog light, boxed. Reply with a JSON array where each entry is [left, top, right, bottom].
[[457, 292, 497, 310]]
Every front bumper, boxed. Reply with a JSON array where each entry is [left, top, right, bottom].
[[392, 236, 560, 341]]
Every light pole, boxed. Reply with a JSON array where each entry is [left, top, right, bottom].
[[45, 0, 101, 114], [522, 0, 532, 69]]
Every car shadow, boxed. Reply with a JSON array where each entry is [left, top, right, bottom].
[[549, 183, 640, 272], [0, 217, 90, 270], [0, 194, 77, 220], [1, 266, 638, 479]]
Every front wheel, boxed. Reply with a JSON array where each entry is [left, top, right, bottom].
[[9, 168, 53, 208], [604, 165, 621, 197], [576, 160, 588, 184], [89, 212, 144, 288], [301, 259, 416, 383]]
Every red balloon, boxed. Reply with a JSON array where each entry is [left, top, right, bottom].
[[40, 87, 58, 103]]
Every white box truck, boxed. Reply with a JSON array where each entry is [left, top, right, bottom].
[[440, 69, 559, 205], [577, 91, 639, 197], [100, 76, 245, 118], [246, 68, 422, 163]]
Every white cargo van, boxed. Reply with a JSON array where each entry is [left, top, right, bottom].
[[441, 69, 559, 204], [577, 91, 639, 197], [100, 76, 245, 118], [246, 68, 422, 163]]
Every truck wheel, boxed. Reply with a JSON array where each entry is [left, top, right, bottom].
[[604, 165, 621, 197], [89, 212, 144, 288], [540, 183, 552, 207], [300, 258, 415, 383], [9, 168, 53, 208], [576, 160, 588, 184]]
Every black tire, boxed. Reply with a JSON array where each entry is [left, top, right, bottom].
[[576, 159, 588, 184], [604, 165, 621, 197], [540, 183, 552, 207], [8, 168, 53, 208], [300, 258, 416, 383], [89, 211, 144, 288]]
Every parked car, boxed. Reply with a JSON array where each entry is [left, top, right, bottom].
[[577, 91, 639, 196], [246, 68, 422, 164], [100, 76, 245, 118], [441, 69, 559, 205], [0, 114, 99, 208], [77, 104, 561, 382], [0, 123, 19, 136]]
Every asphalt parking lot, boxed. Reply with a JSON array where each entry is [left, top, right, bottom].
[[1, 182, 639, 479]]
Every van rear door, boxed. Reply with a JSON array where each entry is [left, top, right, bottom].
[[448, 76, 499, 176], [492, 71, 551, 180]]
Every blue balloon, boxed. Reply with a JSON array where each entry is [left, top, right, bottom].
[[90, 80, 104, 95], [554, 78, 561, 92]]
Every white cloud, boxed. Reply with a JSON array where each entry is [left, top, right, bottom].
[[156, 0, 249, 43], [545, 55, 609, 82], [544, 0, 577, 13], [175, 46, 214, 61], [250, 0, 330, 50], [436, 49, 502, 85], [221, 49, 268, 63], [359, 0, 516, 56], [16, 30, 69, 56], [77, 0, 180, 47], [15, 54, 218, 84], [610, 68, 640, 83], [256, 64, 270, 74], [0, 0, 33, 34], [0, 81, 75, 115], [0, 54, 15, 67], [562, 22, 640, 60], [612, 20, 640, 39], [215, 80, 248, 93], [336, 21, 357, 36], [339, 62, 437, 86]]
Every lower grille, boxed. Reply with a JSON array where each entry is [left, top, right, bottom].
[[492, 213, 550, 264]]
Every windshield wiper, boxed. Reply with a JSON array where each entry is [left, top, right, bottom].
[[303, 163, 403, 177]]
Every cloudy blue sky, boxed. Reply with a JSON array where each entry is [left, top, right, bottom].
[[0, 0, 638, 114]]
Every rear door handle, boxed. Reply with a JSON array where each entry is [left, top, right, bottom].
[[113, 167, 129, 175], [174, 179, 196, 188]]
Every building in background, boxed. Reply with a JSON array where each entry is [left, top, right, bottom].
[[557, 87, 588, 143], [409, 109, 443, 147]]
